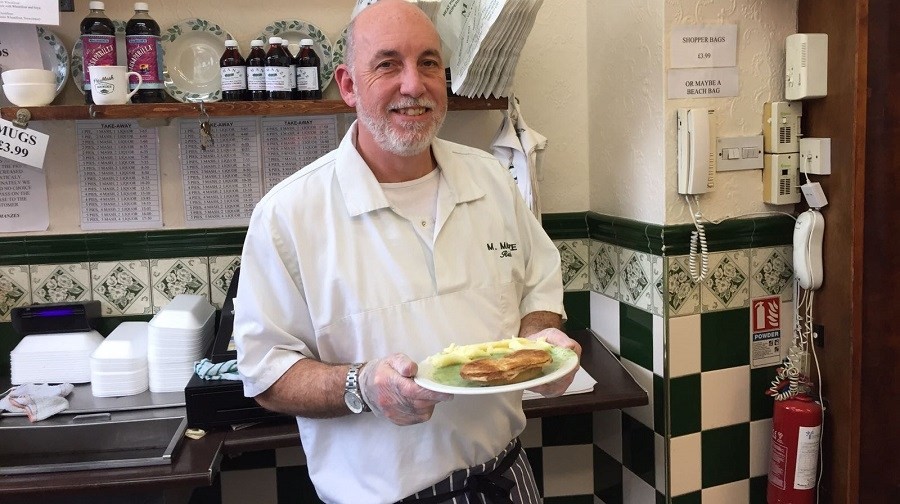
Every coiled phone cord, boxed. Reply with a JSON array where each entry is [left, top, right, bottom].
[[685, 195, 709, 282]]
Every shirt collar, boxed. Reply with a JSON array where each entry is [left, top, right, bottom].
[[335, 121, 485, 217]]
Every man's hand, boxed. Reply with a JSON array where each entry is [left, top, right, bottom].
[[358, 353, 454, 426], [526, 328, 582, 397]]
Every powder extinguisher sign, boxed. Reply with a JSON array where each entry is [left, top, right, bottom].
[[751, 295, 782, 368]]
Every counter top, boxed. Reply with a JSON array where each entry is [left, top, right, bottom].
[[0, 329, 646, 496]]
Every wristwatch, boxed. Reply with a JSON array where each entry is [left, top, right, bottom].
[[344, 363, 370, 414]]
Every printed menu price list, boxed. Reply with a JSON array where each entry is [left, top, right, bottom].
[[262, 115, 338, 192], [76, 120, 162, 230], [180, 117, 262, 227]]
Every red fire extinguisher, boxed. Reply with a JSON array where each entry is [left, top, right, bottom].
[[767, 396, 822, 504]]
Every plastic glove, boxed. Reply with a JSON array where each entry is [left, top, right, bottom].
[[526, 328, 581, 398], [0, 383, 75, 422], [358, 353, 453, 426]]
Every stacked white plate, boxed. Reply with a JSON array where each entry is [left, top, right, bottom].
[[442, 0, 544, 98], [10, 330, 104, 384], [147, 294, 215, 393], [90, 321, 149, 398]]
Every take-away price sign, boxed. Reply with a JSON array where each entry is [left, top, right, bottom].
[[0, 119, 49, 169]]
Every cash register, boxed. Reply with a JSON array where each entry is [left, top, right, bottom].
[[184, 268, 289, 429]]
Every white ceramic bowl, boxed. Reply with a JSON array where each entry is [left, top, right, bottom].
[[1, 68, 55, 85], [2, 83, 56, 106]]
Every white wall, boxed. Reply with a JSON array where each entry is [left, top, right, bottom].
[[588, 0, 798, 225], [4, 0, 590, 236]]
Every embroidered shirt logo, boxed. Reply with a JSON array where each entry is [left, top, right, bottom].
[[486, 242, 517, 258]]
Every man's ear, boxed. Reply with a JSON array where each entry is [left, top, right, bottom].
[[335, 64, 357, 107]]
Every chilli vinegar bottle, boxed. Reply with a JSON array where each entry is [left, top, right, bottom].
[[264, 37, 292, 100], [220, 40, 247, 101], [246, 39, 267, 101], [80, 1, 117, 104], [296, 38, 322, 100]]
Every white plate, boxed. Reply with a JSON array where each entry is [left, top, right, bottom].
[[414, 346, 578, 395], [161, 19, 232, 102], [70, 20, 127, 94], [37, 27, 70, 97], [2, 26, 71, 106], [332, 24, 349, 68], [256, 19, 335, 90]]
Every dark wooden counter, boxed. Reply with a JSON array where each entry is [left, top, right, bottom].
[[0, 430, 225, 497], [0, 329, 646, 495]]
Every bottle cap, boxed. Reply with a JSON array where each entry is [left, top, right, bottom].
[[300, 39, 314, 46], [250, 39, 264, 47], [268, 37, 283, 45], [225, 40, 238, 48], [89, 1, 105, 10], [134, 2, 149, 10]]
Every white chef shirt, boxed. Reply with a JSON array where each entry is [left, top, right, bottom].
[[234, 122, 565, 504]]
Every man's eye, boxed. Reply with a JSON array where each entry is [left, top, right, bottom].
[[422, 60, 440, 68], [377, 61, 394, 69]]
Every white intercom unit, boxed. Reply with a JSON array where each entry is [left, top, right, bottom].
[[763, 101, 802, 154], [677, 108, 717, 195], [786, 33, 828, 100], [763, 153, 801, 205]]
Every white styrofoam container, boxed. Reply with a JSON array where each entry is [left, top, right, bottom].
[[149, 294, 215, 331], [91, 322, 148, 361]]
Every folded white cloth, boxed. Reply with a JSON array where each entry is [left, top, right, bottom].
[[0, 383, 75, 422], [194, 358, 241, 381]]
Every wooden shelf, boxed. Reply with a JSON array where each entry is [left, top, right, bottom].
[[0, 96, 507, 122]]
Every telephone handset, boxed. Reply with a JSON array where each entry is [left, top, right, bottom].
[[793, 209, 824, 290], [677, 108, 717, 195]]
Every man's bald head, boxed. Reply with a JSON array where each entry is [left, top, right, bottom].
[[344, 0, 441, 73]]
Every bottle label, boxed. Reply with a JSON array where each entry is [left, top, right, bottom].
[[126, 34, 163, 89], [247, 66, 266, 91], [220, 66, 247, 91], [288, 64, 297, 90], [265, 66, 291, 92], [296, 67, 319, 91], [81, 34, 117, 90]]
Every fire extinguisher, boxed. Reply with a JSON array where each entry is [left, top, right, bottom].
[[767, 396, 822, 504]]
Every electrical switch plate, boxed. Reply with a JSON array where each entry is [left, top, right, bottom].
[[799, 137, 831, 175], [716, 135, 764, 171]]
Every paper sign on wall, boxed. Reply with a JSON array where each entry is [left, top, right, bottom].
[[0, 157, 49, 232], [667, 67, 739, 99], [0, 119, 49, 169], [0, 23, 41, 72], [670, 25, 737, 68], [0, 0, 59, 25]]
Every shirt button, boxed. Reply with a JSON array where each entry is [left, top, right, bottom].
[[421, 220, 427, 227]]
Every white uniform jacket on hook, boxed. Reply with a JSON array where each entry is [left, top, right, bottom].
[[491, 96, 548, 222]]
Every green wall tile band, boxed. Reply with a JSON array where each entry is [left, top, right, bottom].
[[586, 212, 794, 256], [0, 213, 793, 266], [0, 238, 27, 266], [701, 423, 750, 488], [542, 212, 588, 240]]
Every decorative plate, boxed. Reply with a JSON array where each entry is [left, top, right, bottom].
[[36, 27, 70, 97], [256, 19, 335, 90], [161, 19, 232, 102], [70, 20, 127, 94], [332, 24, 349, 69], [414, 346, 578, 395]]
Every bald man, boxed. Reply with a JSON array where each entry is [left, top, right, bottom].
[[234, 1, 580, 502]]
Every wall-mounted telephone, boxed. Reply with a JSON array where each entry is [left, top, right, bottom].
[[677, 108, 717, 195], [794, 209, 824, 290]]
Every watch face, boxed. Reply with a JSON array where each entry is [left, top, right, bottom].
[[344, 390, 364, 414]]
